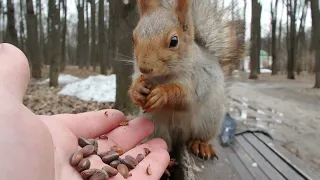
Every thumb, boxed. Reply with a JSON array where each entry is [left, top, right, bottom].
[[0, 43, 31, 101]]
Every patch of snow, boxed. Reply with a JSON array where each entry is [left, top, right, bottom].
[[38, 74, 83, 85], [58, 74, 116, 102], [260, 69, 272, 73]]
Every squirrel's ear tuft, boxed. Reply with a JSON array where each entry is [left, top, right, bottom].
[[175, 0, 189, 31], [137, 0, 160, 16]]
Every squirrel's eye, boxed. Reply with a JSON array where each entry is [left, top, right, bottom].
[[169, 36, 178, 48]]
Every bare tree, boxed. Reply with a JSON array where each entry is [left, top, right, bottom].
[[26, 0, 41, 78], [98, 0, 106, 74], [310, 0, 320, 88], [296, 1, 308, 75], [48, 0, 60, 87], [257, 2, 262, 74], [37, 0, 45, 66], [6, 0, 19, 46], [249, 0, 262, 79], [60, 0, 67, 71], [19, 0, 26, 53], [109, 0, 139, 114], [89, 0, 97, 70], [85, 0, 89, 69], [286, 0, 298, 79], [77, 0, 85, 69], [0, 0, 3, 40], [271, 0, 279, 75]]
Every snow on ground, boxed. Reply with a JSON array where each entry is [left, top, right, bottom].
[[58, 74, 116, 102], [38, 74, 83, 85]]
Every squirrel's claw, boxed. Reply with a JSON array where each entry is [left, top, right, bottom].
[[143, 87, 168, 113], [187, 140, 218, 160]]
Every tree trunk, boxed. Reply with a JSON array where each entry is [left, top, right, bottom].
[[257, 4, 262, 73], [60, 0, 67, 72], [249, 0, 260, 79], [286, 0, 297, 79], [77, 0, 85, 69], [310, 0, 320, 88], [90, 0, 96, 71], [98, 0, 106, 74], [296, 1, 307, 75], [85, 0, 90, 69], [271, 0, 279, 75], [109, 0, 139, 114], [26, 0, 41, 78], [6, 0, 19, 46], [0, 1, 3, 40], [19, 0, 26, 53], [37, 0, 44, 66], [49, 0, 60, 87]]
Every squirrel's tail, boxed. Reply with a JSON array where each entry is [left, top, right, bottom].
[[191, 0, 245, 81], [162, 0, 245, 84]]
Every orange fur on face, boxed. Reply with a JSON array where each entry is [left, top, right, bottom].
[[133, 26, 188, 77]]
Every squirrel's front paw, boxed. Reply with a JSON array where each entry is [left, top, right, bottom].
[[129, 75, 152, 107], [143, 86, 168, 113]]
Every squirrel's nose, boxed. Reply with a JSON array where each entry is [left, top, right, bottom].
[[139, 67, 153, 74]]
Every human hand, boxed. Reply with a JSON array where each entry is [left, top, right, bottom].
[[0, 43, 170, 180]]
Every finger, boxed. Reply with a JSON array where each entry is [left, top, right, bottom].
[[0, 43, 30, 100], [127, 149, 170, 179], [96, 117, 154, 154], [47, 109, 126, 138], [120, 138, 168, 158], [84, 139, 168, 180], [120, 138, 169, 180]]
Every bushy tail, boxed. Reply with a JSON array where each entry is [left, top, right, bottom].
[[190, 0, 245, 81]]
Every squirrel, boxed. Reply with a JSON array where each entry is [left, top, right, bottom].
[[128, 0, 244, 160]]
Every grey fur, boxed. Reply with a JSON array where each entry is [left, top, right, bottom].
[[131, 0, 233, 151]]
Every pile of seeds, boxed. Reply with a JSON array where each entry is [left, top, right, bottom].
[[69, 136, 152, 180]]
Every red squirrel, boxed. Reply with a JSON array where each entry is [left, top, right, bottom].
[[129, 0, 243, 160]]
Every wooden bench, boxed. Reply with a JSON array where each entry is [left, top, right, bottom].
[[167, 127, 320, 180]]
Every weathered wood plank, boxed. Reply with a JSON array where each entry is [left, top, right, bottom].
[[255, 133, 320, 180], [226, 149, 255, 180], [235, 135, 286, 180], [171, 139, 243, 180], [243, 133, 305, 180], [232, 137, 270, 179]]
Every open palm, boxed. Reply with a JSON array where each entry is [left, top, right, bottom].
[[0, 43, 170, 180]]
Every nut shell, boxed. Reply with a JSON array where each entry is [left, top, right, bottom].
[[70, 151, 84, 166], [89, 170, 109, 180], [81, 169, 99, 180], [102, 165, 118, 177], [102, 153, 119, 164], [117, 164, 129, 178], [136, 154, 145, 163], [80, 145, 95, 157], [77, 158, 91, 172], [78, 137, 92, 148], [110, 160, 121, 169]]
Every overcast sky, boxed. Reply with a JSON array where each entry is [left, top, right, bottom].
[[65, 0, 312, 40]]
